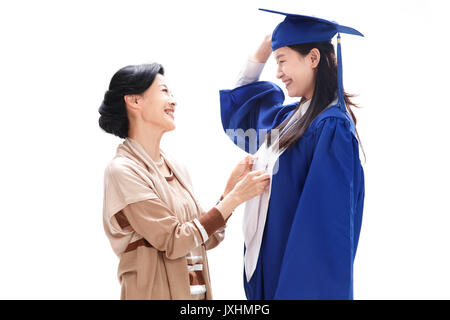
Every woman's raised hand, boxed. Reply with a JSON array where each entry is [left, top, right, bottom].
[[251, 33, 273, 63]]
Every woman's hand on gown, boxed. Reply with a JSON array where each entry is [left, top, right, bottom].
[[223, 155, 256, 197], [216, 167, 271, 220]]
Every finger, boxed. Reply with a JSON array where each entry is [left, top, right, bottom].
[[251, 169, 267, 176], [239, 158, 248, 165], [254, 173, 271, 181], [246, 170, 265, 180], [255, 171, 270, 178], [239, 155, 250, 164], [243, 155, 257, 166], [242, 155, 255, 164]]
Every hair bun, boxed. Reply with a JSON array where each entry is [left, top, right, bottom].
[[98, 94, 128, 138], [103, 89, 122, 107], [98, 101, 124, 119]]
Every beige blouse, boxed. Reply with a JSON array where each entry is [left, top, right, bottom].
[[102, 138, 226, 299]]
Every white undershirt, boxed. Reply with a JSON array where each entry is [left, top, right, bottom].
[[234, 58, 266, 88]]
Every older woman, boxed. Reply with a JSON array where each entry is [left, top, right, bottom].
[[99, 63, 270, 300]]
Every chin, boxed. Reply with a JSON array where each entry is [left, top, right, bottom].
[[287, 89, 301, 98]]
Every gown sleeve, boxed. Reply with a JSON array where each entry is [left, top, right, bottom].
[[219, 81, 293, 154], [273, 116, 360, 300]]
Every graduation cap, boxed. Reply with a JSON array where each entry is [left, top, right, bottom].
[[259, 8, 363, 110]]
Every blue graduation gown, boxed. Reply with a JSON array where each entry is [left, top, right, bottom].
[[219, 81, 365, 300]]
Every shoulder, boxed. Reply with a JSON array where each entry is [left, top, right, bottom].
[[310, 105, 356, 138], [105, 156, 146, 184], [107, 156, 134, 175]]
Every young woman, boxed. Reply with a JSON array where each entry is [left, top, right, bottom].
[[99, 63, 270, 300], [219, 9, 365, 299]]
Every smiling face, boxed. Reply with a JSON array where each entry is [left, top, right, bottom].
[[126, 73, 177, 133], [274, 46, 319, 99]]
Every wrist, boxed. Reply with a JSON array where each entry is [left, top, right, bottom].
[[226, 190, 241, 207], [215, 191, 240, 220], [252, 41, 272, 63], [223, 185, 233, 198], [251, 51, 271, 63]]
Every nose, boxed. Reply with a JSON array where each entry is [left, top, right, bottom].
[[168, 94, 177, 108], [276, 65, 283, 79]]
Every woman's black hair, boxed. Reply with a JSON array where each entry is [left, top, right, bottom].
[[268, 41, 364, 159], [98, 63, 164, 138]]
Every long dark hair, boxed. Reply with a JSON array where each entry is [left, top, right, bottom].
[[98, 63, 164, 138], [268, 41, 364, 158]]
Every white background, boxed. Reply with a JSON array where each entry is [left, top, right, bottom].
[[0, 0, 449, 299]]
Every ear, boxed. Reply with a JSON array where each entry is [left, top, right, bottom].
[[124, 94, 141, 111], [309, 48, 321, 69]]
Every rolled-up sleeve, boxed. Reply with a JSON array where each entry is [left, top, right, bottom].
[[234, 58, 266, 88]]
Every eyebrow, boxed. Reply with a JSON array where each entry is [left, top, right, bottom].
[[159, 84, 168, 88], [275, 53, 285, 60]]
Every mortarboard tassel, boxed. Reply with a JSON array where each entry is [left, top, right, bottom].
[[336, 33, 345, 111]]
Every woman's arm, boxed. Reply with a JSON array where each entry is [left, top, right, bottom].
[[119, 169, 270, 259], [234, 34, 272, 88], [204, 155, 260, 250], [122, 199, 225, 260]]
